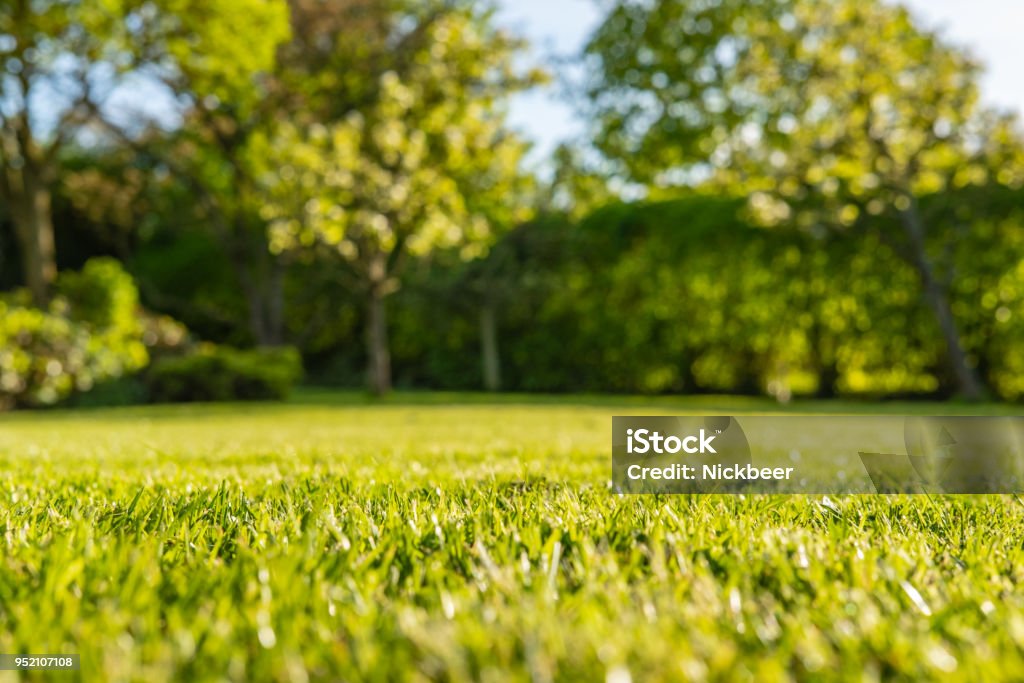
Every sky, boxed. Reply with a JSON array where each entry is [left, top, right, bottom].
[[495, 0, 1024, 164]]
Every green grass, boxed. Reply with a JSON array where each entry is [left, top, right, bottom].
[[1, 392, 1023, 681]]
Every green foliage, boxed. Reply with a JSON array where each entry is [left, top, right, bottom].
[[940, 188, 1024, 400], [366, 193, 1024, 400], [583, 0, 1024, 195], [255, 6, 537, 265], [0, 304, 85, 408], [55, 256, 140, 329], [146, 345, 303, 403], [9, 0, 1022, 404], [0, 258, 148, 409], [542, 144, 617, 220], [0, 0, 289, 98], [582, 0, 1024, 398], [243, 3, 541, 392], [0, 0, 291, 305], [152, 0, 291, 113], [1, 396, 1023, 680], [130, 228, 254, 346], [68, 375, 150, 408]]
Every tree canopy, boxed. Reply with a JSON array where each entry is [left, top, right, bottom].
[[0, 0, 289, 304], [582, 0, 1024, 398]]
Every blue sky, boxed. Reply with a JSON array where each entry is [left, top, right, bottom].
[[496, 0, 1024, 163]]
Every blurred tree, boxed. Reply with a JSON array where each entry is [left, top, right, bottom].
[[289, 191, 1016, 399], [138, 0, 401, 346], [0, 0, 289, 306], [255, 5, 538, 394], [128, 0, 526, 350], [427, 215, 564, 392], [582, 0, 1024, 399], [540, 144, 616, 221]]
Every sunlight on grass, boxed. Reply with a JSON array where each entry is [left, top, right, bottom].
[[0, 393, 1022, 681]]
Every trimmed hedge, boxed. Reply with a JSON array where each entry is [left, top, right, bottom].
[[146, 345, 303, 403]]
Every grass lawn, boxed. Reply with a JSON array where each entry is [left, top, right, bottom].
[[0, 391, 1023, 681]]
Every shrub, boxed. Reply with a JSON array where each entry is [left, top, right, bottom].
[[146, 345, 303, 403], [0, 258, 148, 409], [68, 376, 150, 408], [55, 257, 140, 330]]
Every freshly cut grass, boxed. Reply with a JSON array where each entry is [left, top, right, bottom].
[[0, 393, 1022, 681]]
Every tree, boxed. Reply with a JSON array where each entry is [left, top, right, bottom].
[[431, 218, 547, 393], [582, 0, 1024, 399], [138, 0, 406, 346], [0, 0, 289, 306], [255, 5, 537, 394]]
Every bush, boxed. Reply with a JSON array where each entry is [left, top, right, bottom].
[[68, 376, 150, 408], [56, 257, 140, 330], [146, 345, 303, 403], [0, 258, 148, 409]]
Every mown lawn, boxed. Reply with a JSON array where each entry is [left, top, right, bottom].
[[0, 392, 1022, 682]]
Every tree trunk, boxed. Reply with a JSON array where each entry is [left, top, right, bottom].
[[10, 177, 57, 307], [480, 300, 501, 392], [900, 204, 985, 400], [241, 270, 268, 346], [815, 361, 840, 399], [808, 320, 839, 398], [919, 273, 983, 399], [237, 243, 286, 347], [365, 282, 392, 396]]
